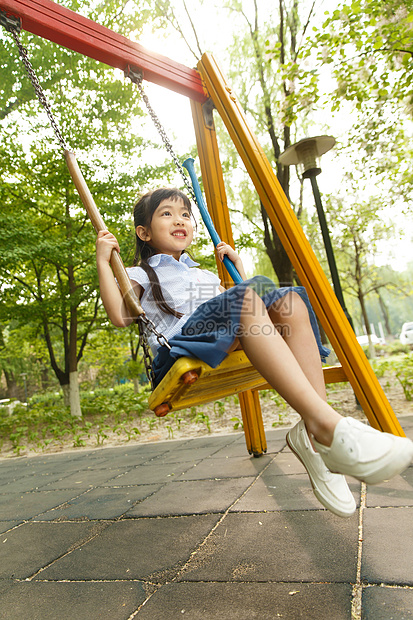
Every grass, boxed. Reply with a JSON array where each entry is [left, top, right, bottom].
[[0, 385, 244, 457]]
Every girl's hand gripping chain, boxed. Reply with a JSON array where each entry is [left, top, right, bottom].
[[96, 230, 120, 263], [96, 230, 138, 328]]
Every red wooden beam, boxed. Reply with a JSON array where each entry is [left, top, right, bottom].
[[0, 0, 207, 102]]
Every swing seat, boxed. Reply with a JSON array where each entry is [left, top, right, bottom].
[[148, 350, 348, 416]]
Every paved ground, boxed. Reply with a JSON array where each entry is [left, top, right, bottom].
[[0, 415, 412, 620]]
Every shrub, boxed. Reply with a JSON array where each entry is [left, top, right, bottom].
[[0, 383, 151, 455]]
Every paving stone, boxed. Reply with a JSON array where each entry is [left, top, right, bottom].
[[0, 579, 15, 597], [37, 515, 220, 581], [266, 426, 295, 438], [41, 467, 129, 490], [180, 511, 358, 583], [0, 471, 68, 494], [270, 448, 320, 475], [0, 580, 147, 620], [136, 581, 352, 619], [171, 435, 238, 451], [362, 585, 413, 619], [86, 452, 150, 469], [178, 454, 272, 480], [0, 489, 85, 520], [262, 427, 293, 454], [91, 443, 172, 462], [231, 472, 360, 513], [0, 468, 33, 487], [399, 415, 413, 436], [366, 468, 413, 507], [149, 445, 234, 464], [0, 522, 22, 534], [1, 421, 412, 618], [105, 462, 198, 486], [125, 478, 255, 517], [0, 521, 106, 579], [210, 440, 268, 459], [20, 453, 86, 465], [361, 507, 413, 585], [35, 484, 162, 520]]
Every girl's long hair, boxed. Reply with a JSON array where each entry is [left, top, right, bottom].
[[133, 188, 193, 319]]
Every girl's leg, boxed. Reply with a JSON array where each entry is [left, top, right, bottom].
[[268, 292, 327, 400], [237, 287, 341, 447], [236, 287, 413, 489]]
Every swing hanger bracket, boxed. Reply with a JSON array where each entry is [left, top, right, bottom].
[[0, 9, 21, 33], [125, 65, 143, 85], [202, 98, 215, 130]]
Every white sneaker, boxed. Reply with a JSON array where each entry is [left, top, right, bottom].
[[286, 420, 356, 518], [313, 417, 413, 485]]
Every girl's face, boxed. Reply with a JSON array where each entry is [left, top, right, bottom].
[[136, 197, 194, 260]]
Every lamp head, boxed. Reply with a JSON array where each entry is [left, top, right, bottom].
[[278, 136, 335, 178]]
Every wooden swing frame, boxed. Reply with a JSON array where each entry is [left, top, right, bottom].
[[0, 0, 406, 457]]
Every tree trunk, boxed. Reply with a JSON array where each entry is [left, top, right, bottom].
[[69, 371, 82, 419], [3, 369, 20, 399], [133, 376, 140, 393], [261, 204, 294, 285], [358, 291, 375, 359], [377, 291, 392, 336], [62, 382, 70, 406]]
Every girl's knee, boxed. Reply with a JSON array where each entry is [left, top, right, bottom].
[[272, 291, 309, 323]]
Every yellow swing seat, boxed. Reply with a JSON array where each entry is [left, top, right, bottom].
[[149, 350, 348, 417]]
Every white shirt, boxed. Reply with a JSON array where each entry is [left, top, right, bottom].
[[126, 253, 221, 355]]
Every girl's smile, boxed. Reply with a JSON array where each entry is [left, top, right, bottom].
[[136, 197, 194, 259]]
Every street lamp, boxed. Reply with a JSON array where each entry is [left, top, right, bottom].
[[279, 136, 353, 326]]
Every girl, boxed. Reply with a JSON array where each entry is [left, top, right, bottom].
[[96, 187, 413, 518]]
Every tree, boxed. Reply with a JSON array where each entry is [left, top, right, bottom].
[[325, 195, 396, 348], [311, 0, 413, 205], [152, 0, 321, 285], [220, 0, 323, 284], [0, 0, 175, 416]]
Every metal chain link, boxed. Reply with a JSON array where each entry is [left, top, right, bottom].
[[137, 314, 171, 389], [4, 26, 176, 383], [7, 25, 68, 151], [126, 68, 197, 204]]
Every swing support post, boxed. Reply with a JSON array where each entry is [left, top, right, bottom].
[[1, 0, 407, 447], [196, 52, 405, 437]]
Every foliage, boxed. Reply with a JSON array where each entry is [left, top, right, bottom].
[[315, 0, 413, 112], [392, 353, 413, 401], [78, 326, 145, 389], [372, 351, 413, 400], [0, 0, 179, 410], [0, 383, 150, 455], [0, 387, 248, 456], [310, 0, 413, 204], [322, 194, 398, 336]]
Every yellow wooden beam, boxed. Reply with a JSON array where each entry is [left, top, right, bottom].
[[190, 98, 267, 455], [196, 52, 404, 437]]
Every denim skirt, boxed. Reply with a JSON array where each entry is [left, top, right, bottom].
[[152, 275, 330, 386]]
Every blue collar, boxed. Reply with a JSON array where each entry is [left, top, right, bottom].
[[147, 253, 200, 268]]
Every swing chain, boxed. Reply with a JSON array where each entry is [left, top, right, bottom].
[[137, 314, 171, 390], [5, 26, 173, 387], [126, 68, 197, 204], [6, 24, 68, 151]]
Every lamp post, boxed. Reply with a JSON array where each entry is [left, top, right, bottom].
[[279, 136, 353, 326]]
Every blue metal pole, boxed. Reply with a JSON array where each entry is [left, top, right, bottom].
[[182, 158, 243, 284]]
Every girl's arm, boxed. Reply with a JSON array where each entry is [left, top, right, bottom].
[[215, 242, 247, 281], [96, 230, 142, 327]]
